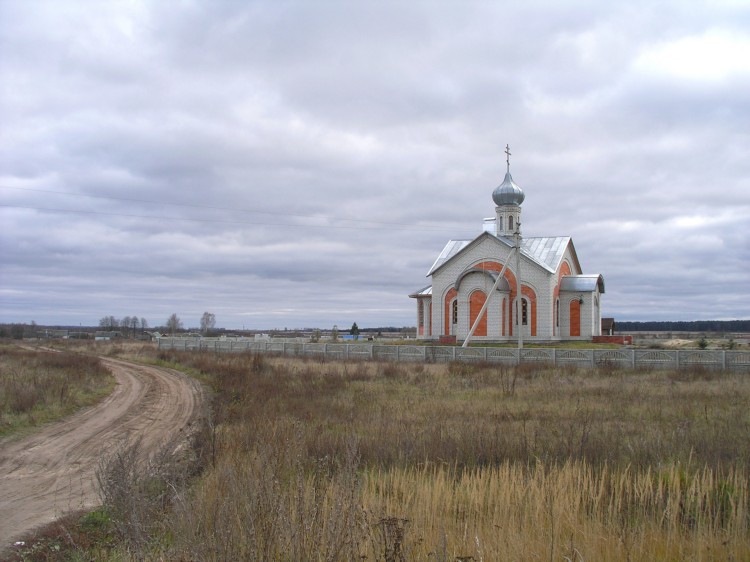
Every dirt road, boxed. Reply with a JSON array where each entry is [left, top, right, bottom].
[[0, 357, 205, 550]]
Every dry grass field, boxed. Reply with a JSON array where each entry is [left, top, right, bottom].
[[8, 344, 750, 560], [0, 345, 113, 437]]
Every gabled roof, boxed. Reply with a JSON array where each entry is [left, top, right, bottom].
[[426, 240, 472, 276], [427, 232, 579, 277]]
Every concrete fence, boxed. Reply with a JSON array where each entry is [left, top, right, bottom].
[[157, 338, 750, 372]]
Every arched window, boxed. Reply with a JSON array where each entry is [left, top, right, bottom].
[[452, 300, 458, 324], [555, 298, 559, 328], [508, 215, 514, 231], [522, 298, 528, 325]]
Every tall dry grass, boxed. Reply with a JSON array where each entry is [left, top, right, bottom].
[[156, 350, 750, 470], [0, 346, 113, 436], [93, 350, 750, 560], [361, 461, 748, 560]]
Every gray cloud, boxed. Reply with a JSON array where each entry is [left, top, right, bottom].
[[1, 0, 748, 329]]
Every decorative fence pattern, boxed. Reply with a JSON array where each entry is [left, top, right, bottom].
[[157, 338, 750, 372]]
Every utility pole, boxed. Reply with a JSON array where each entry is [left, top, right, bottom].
[[515, 220, 523, 353]]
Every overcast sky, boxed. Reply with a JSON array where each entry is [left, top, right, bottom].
[[1, 0, 748, 330]]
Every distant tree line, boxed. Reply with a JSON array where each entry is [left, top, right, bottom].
[[99, 315, 149, 337], [617, 320, 750, 332]]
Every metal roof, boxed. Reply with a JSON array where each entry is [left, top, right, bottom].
[[408, 285, 432, 298], [427, 234, 572, 277], [492, 171, 525, 206], [426, 239, 472, 275], [559, 274, 605, 293], [520, 236, 571, 273]]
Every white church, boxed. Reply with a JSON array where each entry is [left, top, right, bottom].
[[410, 148, 605, 343]]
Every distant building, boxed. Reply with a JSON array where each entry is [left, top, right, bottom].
[[410, 150, 605, 342], [94, 331, 121, 341], [601, 318, 616, 336]]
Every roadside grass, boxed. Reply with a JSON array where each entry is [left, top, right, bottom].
[[5, 509, 118, 562], [0, 345, 114, 438], [72, 351, 750, 560]]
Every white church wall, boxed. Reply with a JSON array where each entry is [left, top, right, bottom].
[[429, 234, 569, 341]]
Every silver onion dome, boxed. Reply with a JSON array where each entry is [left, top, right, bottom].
[[492, 171, 525, 206]]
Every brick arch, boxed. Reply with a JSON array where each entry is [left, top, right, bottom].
[[444, 287, 457, 336], [474, 260, 517, 336], [521, 285, 538, 337], [469, 290, 488, 337]]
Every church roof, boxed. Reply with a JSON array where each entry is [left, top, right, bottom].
[[559, 274, 605, 293], [427, 233, 576, 276], [408, 285, 433, 298]]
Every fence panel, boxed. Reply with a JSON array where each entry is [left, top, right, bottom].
[[455, 347, 486, 362], [348, 345, 373, 360], [678, 350, 722, 370], [285, 343, 305, 356], [304, 343, 327, 357], [398, 346, 427, 362], [726, 351, 750, 372], [521, 348, 555, 365], [594, 349, 632, 368], [325, 344, 347, 360], [156, 339, 748, 372], [373, 345, 398, 361], [486, 348, 518, 364], [635, 349, 678, 369], [425, 346, 456, 363]]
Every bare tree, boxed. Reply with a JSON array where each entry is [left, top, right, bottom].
[[166, 313, 183, 335], [99, 316, 119, 329], [121, 316, 132, 332], [200, 312, 216, 334], [128, 316, 138, 337], [139, 317, 149, 333]]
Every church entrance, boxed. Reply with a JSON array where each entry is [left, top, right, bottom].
[[569, 299, 581, 337], [469, 290, 488, 337]]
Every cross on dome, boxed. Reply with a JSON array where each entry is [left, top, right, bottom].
[[492, 144, 524, 207]]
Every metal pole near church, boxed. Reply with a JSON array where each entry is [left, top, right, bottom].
[[515, 220, 523, 354]]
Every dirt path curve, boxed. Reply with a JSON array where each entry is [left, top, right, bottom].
[[0, 357, 205, 550]]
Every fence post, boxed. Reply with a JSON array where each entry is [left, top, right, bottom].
[[397, 346, 401, 362], [631, 349, 636, 369], [552, 348, 556, 368], [345, 344, 350, 360], [722, 350, 726, 370]]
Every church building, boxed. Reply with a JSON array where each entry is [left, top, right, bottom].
[[410, 148, 605, 342]]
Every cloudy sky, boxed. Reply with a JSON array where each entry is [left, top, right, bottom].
[[1, 0, 748, 330]]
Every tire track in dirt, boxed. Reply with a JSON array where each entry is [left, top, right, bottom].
[[0, 357, 205, 551]]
